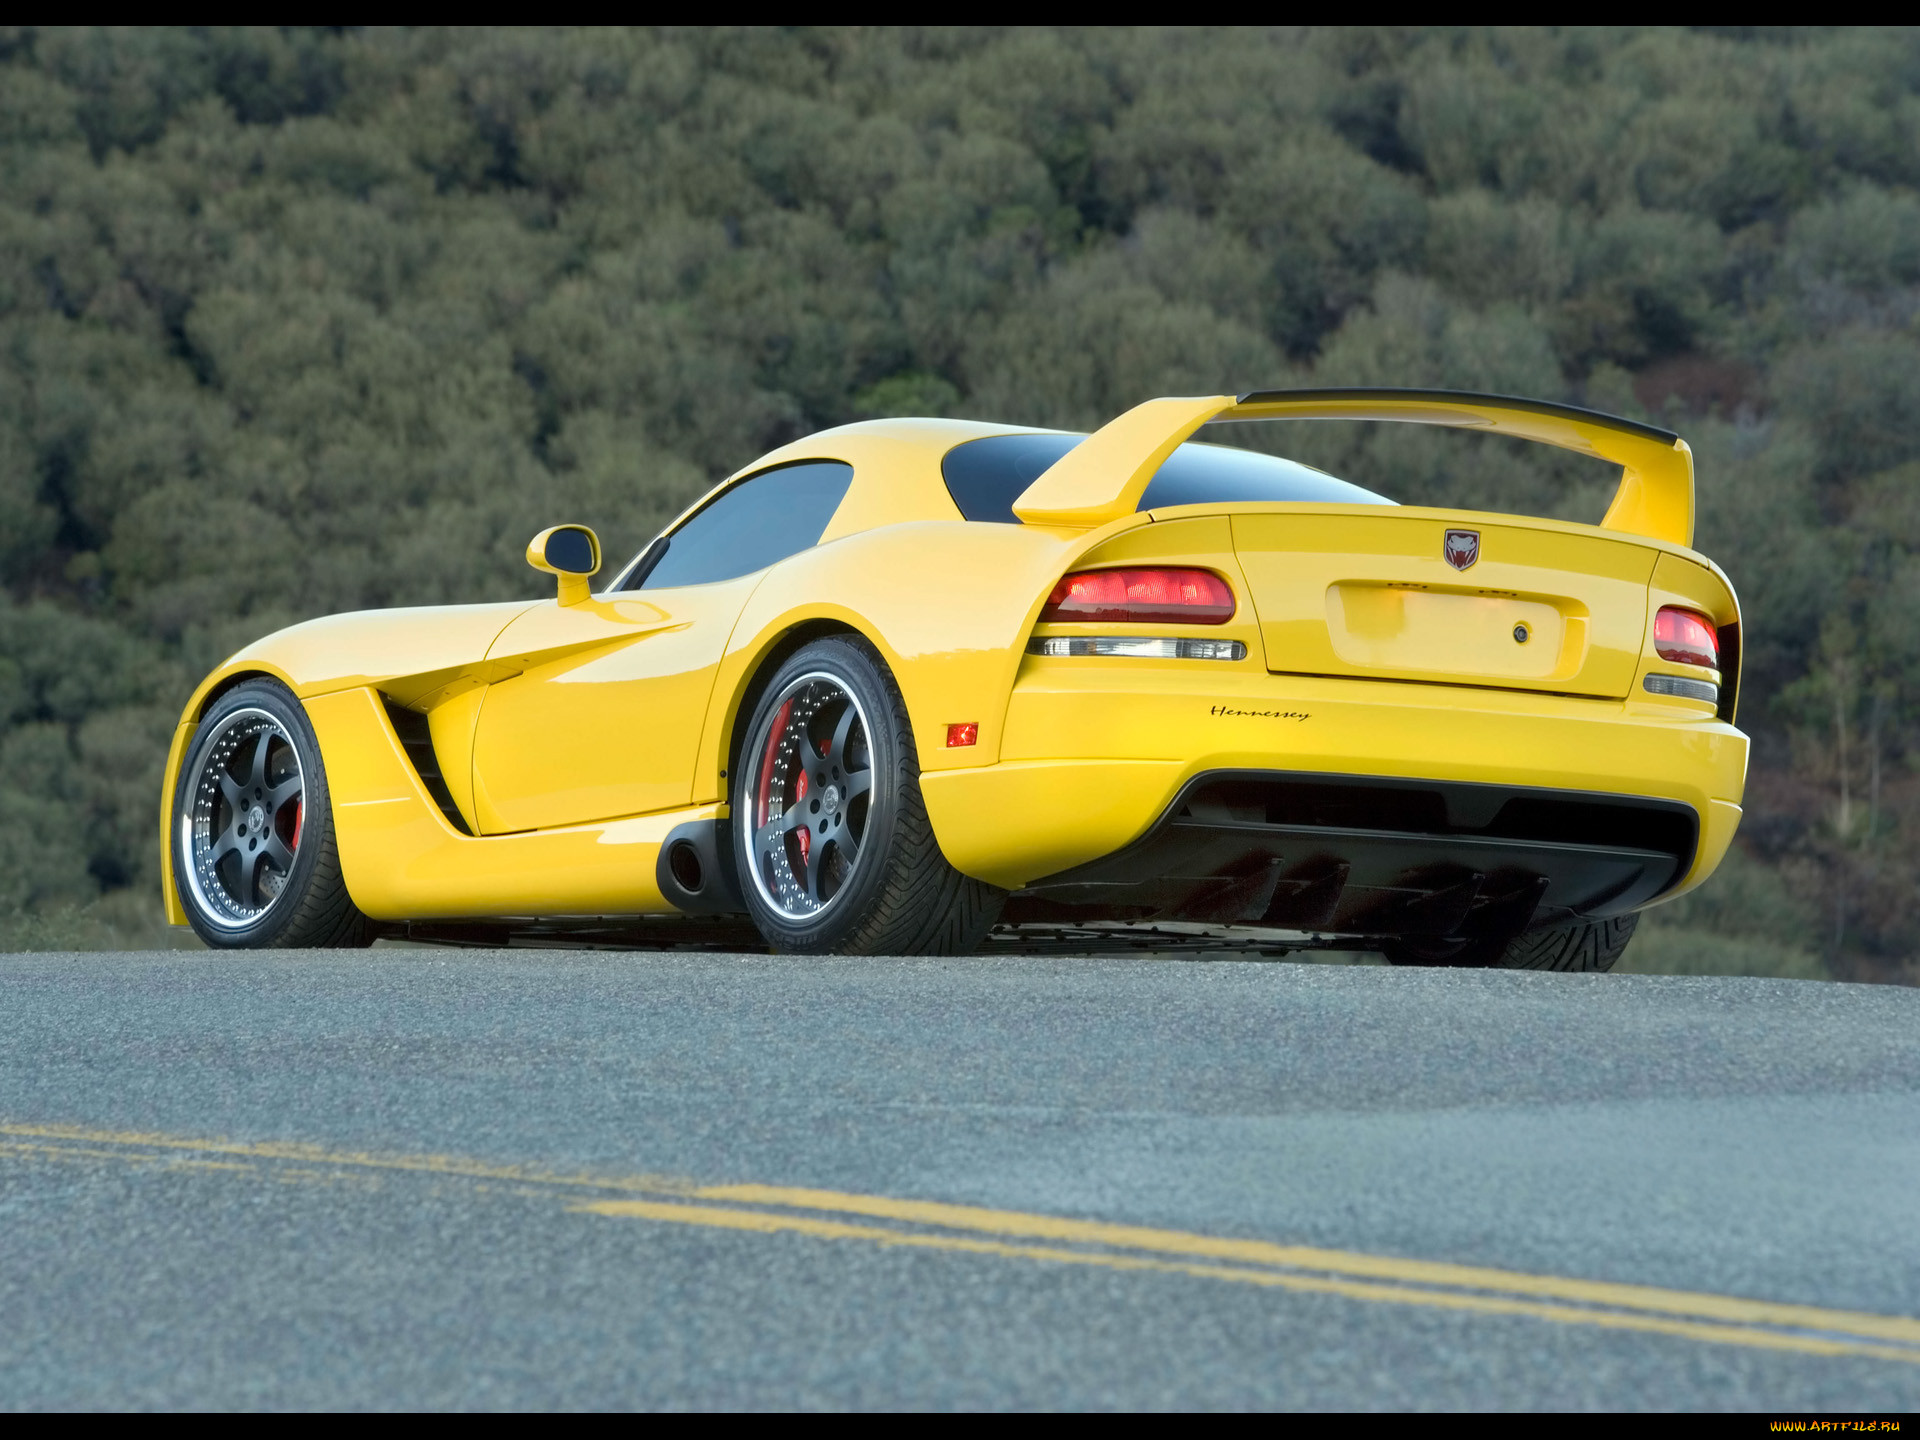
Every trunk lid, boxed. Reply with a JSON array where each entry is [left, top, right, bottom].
[[1231, 510, 1657, 699]]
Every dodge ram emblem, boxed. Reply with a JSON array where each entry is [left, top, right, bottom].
[[1444, 529, 1480, 570]]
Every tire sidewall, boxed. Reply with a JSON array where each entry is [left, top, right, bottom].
[[732, 638, 905, 952], [173, 679, 333, 948]]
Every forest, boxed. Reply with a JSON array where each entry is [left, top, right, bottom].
[[1, 26, 1916, 979]]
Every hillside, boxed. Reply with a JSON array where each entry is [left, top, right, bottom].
[[2, 26, 1915, 977]]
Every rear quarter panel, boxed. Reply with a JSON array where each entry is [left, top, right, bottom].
[[696, 517, 1137, 800]]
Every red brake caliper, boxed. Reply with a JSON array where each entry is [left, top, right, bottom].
[[758, 700, 809, 867], [794, 769, 811, 865], [289, 798, 303, 850], [756, 700, 791, 822]]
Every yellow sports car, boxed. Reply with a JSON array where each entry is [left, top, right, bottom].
[[160, 389, 1746, 970]]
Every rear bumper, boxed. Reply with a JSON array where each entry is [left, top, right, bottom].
[[1003, 770, 1695, 936], [921, 660, 1747, 908]]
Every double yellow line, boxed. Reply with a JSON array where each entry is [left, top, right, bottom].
[[7, 1121, 1918, 1365], [589, 1186, 1920, 1365]]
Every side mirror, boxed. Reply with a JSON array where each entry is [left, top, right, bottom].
[[527, 525, 601, 607]]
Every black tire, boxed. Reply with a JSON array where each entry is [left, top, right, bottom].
[[731, 635, 1004, 955], [172, 678, 373, 949], [1381, 913, 1638, 972]]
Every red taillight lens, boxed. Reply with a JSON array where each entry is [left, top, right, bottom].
[[1041, 568, 1235, 625], [1654, 607, 1719, 669]]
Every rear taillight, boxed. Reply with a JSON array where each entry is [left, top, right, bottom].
[[1654, 607, 1719, 669], [1042, 568, 1235, 624]]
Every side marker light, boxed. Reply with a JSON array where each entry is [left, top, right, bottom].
[[946, 723, 978, 747]]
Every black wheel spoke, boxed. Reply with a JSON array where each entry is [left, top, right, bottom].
[[268, 774, 301, 807], [802, 827, 829, 901], [842, 768, 873, 802], [245, 730, 272, 791], [264, 834, 296, 872], [234, 850, 263, 908], [209, 823, 243, 865], [217, 770, 245, 809], [756, 806, 807, 853], [827, 702, 858, 769], [800, 727, 828, 771]]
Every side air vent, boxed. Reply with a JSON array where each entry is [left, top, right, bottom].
[[381, 699, 473, 835]]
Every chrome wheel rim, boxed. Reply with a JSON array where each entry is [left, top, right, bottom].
[[180, 708, 305, 930], [747, 673, 874, 921]]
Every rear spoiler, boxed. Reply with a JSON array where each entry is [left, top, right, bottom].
[[1010, 388, 1695, 548]]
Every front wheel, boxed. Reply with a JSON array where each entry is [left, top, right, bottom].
[[172, 678, 373, 949], [731, 636, 1004, 955]]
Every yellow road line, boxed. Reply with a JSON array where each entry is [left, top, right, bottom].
[[697, 1183, 1920, 1348], [578, 1199, 1920, 1367], [8, 1119, 1918, 1365], [0, 1121, 684, 1196], [164, 1158, 256, 1172], [0, 1140, 163, 1161]]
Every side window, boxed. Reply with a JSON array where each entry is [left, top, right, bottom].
[[623, 461, 855, 591]]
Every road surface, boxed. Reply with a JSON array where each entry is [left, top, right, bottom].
[[1, 948, 1915, 1409]]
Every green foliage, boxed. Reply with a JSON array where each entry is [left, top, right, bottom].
[[1615, 922, 1829, 981], [0, 26, 1917, 978], [1645, 842, 1823, 949], [0, 886, 189, 951]]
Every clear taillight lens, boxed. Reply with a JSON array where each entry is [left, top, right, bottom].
[[1042, 568, 1235, 624], [1654, 607, 1719, 669], [1028, 637, 1246, 660]]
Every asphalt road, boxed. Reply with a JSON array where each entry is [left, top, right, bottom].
[[2, 948, 1917, 1411]]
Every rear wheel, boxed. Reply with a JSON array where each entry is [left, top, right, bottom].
[[732, 636, 1004, 955], [173, 678, 372, 949], [1381, 913, 1638, 972]]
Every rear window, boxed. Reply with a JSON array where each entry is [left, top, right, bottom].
[[941, 433, 1394, 523], [1141, 442, 1394, 510]]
